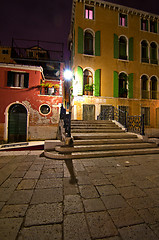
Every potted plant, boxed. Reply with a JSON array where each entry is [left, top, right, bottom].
[[84, 84, 94, 95]]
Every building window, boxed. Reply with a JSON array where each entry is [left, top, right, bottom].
[[84, 30, 93, 55], [150, 20, 157, 33], [150, 76, 157, 99], [83, 69, 93, 95], [119, 36, 127, 60], [39, 104, 51, 115], [119, 13, 127, 27], [7, 71, 29, 88], [141, 107, 150, 126], [141, 18, 148, 31], [150, 42, 158, 64], [85, 5, 94, 20], [141, 40, 149, 63], [2, 49, 9, 54], [119, 72, 127, 98], [141, 75, 149, 99]]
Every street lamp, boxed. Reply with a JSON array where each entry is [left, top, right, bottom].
[[64, 69, 73, 109]]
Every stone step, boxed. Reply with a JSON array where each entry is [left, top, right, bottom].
[[72, 133, 138, 140], [73, 138, 144, 145], [44, 148, 159, 160], [71, 120, 112, 124], [55, 142, 156, 153], [71, 128, 124, 133], [71, 126, 120, 129]]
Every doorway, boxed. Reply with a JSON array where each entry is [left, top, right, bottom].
[[8, 104, 27, 143], [83, 104, 95, 120]]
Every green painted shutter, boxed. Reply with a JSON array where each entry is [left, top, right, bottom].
[[95, 31, 101, 56], [125, 15, 128, 26], [129, 37, 134, 61], [95, 69, 101, 96], [78, 27, 83, 54], [7, 71, 14, 87], [77, 66, 83, 95], [155, 22, 157, 33], [128, 73, 133, 98], [146, 20, 148, 31], [24, 73, 29, 88], [113, 71, 119, 97], [114, 34, 119, 59]]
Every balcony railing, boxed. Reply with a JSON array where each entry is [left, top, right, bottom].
[[142, 90, 158, 99], [141, 58, 149, 63]]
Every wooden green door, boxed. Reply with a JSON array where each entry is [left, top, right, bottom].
[[83, 104, 95, 121], [8, 104, 27, 143]]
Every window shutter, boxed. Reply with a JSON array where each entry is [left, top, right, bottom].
[[24, 73, 29, 88], [95, 31, 101, 56], [125, 15, 128, 26], [78, 27, 83, 54], [155, 22, 157, 33], [128, 73, 133, 98], [129, 37, 134, 61], [113, 71, 119, 97], [7, 71, 14, 87], [146, 20, 148, 31], [95, 69, 101, 96], [114, 34, 119, 59], [77, 66, 83, 95]]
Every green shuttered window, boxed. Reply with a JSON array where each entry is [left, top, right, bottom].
[[78, 27, 100, 56], [95, 69, 101, 96]]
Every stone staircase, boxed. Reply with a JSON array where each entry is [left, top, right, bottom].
[[44, 120, 159, 159]]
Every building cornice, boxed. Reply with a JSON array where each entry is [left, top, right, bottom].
[[0, 63, 45, 79], [72, 0, 159, 23]]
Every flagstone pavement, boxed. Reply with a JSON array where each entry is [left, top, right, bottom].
[[0, 150, 159, 240]]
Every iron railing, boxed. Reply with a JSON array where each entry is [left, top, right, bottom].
[[127, 114, 145, 135], [97, 106, 127, 128], [97, 106, 145, 135]]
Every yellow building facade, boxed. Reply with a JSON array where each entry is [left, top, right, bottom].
[[70, 0, 159, 128]]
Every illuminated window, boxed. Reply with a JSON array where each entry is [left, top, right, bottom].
[[7, 71, 29, 88], [85, 5, 94, 20], [119, 13, 127, 27], [141, 18, 148, 31]]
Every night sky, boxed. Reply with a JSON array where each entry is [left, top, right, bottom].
[[0, 0, 159, 63]]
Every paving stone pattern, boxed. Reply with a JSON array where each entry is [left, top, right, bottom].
[[0, 151, 159, 239]]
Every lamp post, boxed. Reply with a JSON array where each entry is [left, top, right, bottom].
[[63, 69, 73, 109]]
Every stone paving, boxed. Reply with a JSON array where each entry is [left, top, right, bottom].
[[0, 150, 159, 239]]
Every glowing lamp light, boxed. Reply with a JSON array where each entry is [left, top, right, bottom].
[[64, 69, 73, 81]]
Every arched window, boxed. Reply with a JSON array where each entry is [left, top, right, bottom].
[[119, 36, 127, 60], [150, 42, 158, 64], [84, 30, 93, 55], [150, 76, 157, 99], [83, 69, 93, 95], [141, 40, 149, 63], [119, 72, 127, 98], [141, 75, 149, 99]]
